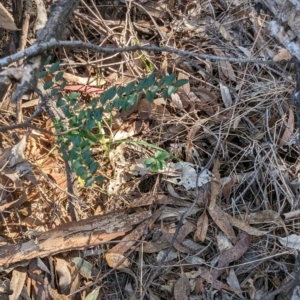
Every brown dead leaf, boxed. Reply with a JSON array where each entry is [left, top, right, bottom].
[[176, 221, 196, 244], [226, 213, 267, 236], [273, 48, 292, 61], [105, 253, 130, 269], [142, 233, 170, 253], [222, 178, 237, 202], [214, 21, 235, 42], [137, 98, 170, 121], [208, 204, 236, 242], [279, 107, 294, 146], [241, 210, 287, 235], [9, 268, 27, 300], [212, 46, 236, 82], [212, 232, 250, 281], [194, 211, 208, 242], [55, 257, 71, 294], [174, 273, 190, 300], [198, 267, 241, 293], [177, 72, 190, 94]]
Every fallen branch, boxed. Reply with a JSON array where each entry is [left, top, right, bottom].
[[0, 210, 150, 268], [0, 39, 286, 70]]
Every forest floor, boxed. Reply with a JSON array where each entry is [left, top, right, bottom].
[[0, 0, 299, 299]]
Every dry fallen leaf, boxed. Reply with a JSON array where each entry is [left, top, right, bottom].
[[273, 48, 292, 61], [55, 257, 71, 294], [174, 273, 190, 300], [194, 211, 208, 242], [0, 3, 18, 30], [226, 213, 267, 236], [212, 232, 250, 281], [208, 204, 236, 242], [279, 107, 294, 146], [105, 253, 130, 269], [212, 46, 236, 82]]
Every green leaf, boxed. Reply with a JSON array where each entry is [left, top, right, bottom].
[[56, 98, 66, 107], [143, 72, 156, 89], [150, 85, 159, 95], [51, 88, 59, 96], [94, 107, 103, 121], [71, 257, 92, 278], [125, 81, 136, 95], [70, 134, 81, 147], [164, 73, 176, 86], [71, 160, 82, 172], [82, 149, 93, 160], [60, 81, 67, 90], [150, 163, 159, 172], [100, 86, 116, 104], [39, 70, 48, 79], [113, 98, 122, 109], [144, 158, 156, 167], [85, 133, 98, 144], [117, 86, 126, 97], [74, 103, 83, 111], [44, 80, 54, 90], [78, 110, 86, 121], [157, 159, 166, 170], [86, 287, 100, 300], [76, 166, 87, 177], [55, 71, 64, 82], [95, 175, 104, 182], [68, 92, 80, 105], [44, 55, 52, 65], [167, 85, 177, 97], [90, 99, 97, 108], [145, 90, 155, 103], [162, 88, 168, 99], [50, 61, 60, 74], [85, 177, 95, 187], [86, 119, 95, 131], [157, 77, 166, 87], [155, 151, 170, 160], [89, 162, 99, 174], [136, 78, 147, 92], [173, 79, 189, 88], [128, 93, 138, 106]]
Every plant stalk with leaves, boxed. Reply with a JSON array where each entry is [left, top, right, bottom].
[[42, 62, 188, 186]]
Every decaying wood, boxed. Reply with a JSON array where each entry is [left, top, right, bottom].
[[259, 0, 300, 60], [0, 210, 151, 268]]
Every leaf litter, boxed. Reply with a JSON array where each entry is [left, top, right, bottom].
[[1, 0, 300, 299]]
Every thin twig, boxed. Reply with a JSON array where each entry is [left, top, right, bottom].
[[0, 39, 289, 68]]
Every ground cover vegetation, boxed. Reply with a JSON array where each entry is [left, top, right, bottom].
[[0, 0, 300, 299]]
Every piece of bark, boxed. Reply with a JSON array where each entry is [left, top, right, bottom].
[[0, 210, 150, 268]]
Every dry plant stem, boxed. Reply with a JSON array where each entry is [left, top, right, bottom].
[[141, 124, 223, 298], [0, 40, 288, 69], [18, 4, 30, 65], [35, 82, 81, 221]]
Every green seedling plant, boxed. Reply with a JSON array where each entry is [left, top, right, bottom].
[[144, 151, 170, 172], [41, 59, 188, 186]]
